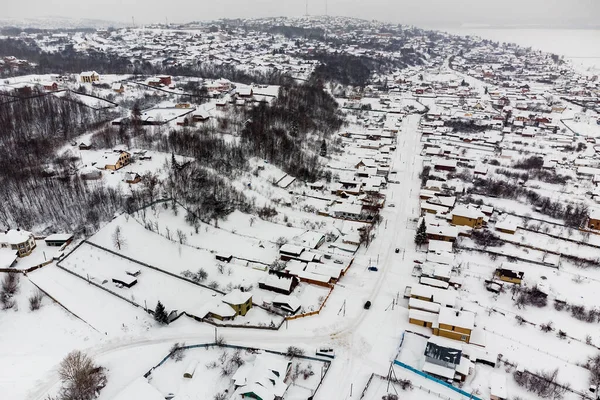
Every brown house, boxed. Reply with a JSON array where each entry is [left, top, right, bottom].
[[102, 151, 131, 171], [433, 308, 475, 343], [589, 208, 600, 230], [451, 205, 485, 229]]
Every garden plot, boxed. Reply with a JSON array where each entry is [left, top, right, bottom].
[[147, 346, 328, 400], [88, 215, 330, 315], [58, 242, 220, 316], [28, 265, 154, 334], [0, 274, 102, 400], [89, 215, 271, 291], [133, 203, 278, 264]]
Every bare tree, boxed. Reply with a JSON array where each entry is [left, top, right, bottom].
[[29, 290, 44, 311], [112, 226, 125, 250], [176, 229, 187, 245], [58, 350, 107, 400]]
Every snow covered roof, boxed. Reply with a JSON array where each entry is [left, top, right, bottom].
[[207, 300, 237, 318], [452, 205, 484, 220], [428, 240, 453, 253], [80, 71, 99, 77], [422, 361, 455, 380], [280, 243, 305, 256], [112, 377, 164, 400], [490, 373, 508, 399], [259, 275, 294, 291], [589, 208, 600, 220], [438, 308, 475, 330], [426, 251, 454, 265], [495, 215, 520, 232], [222, 289, 252, 305], [333, 202, 363, 216], [273, 294, 301, 312], [0, 249, 18, 269], [426, 225, 458, 239], [0, 229, 33, 245], [44, 233, 73, 242]]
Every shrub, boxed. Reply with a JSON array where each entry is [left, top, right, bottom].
[[29, 291, 44, 311]]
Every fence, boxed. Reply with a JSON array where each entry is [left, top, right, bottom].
[[360, 373, 456, 400], [144, 342, 332, 397], [286, 287, 334, 321], [393, 360, 482, 400]]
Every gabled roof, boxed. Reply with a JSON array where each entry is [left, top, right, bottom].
[[221, 289, 252, 306]]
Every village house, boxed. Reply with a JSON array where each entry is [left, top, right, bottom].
[[422, 336, 472, 382], [42, 81, 58, 91], [451, 205, 485, 229], [0, 229, 37, 257], [231, 353, 291, 400], [426, 225, 459, 242], [44, 233, 73, 247], [79, 71, 99, 83], [101, 151, 131, 171], [221, 289, 253, 316], [258, 274, 298, 295], [111, 82, 125, 93], [332, 203, 363, 220], [495, 215, 519, 234], [433, 308, 475, 343]]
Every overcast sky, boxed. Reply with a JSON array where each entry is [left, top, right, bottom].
[[5, 0, 600, 28]]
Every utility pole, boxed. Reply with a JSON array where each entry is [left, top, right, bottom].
[[305, 0, 308, 16], [131, 16, 135, 28]]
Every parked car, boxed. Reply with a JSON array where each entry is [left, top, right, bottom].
[[395, 248, 400, 253], [316, 348, 335, 359], [364, 301, 372, 309], [388, 203, 395, 207], [368, 266, 378, 272]]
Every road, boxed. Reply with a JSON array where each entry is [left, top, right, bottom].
[[28, 113, 424, 400]]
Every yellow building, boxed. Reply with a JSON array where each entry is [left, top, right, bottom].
[[80, 71, 100, 83], [0, 229, 37, 257], [102, 151, 131, 171], [221, 289, 253, 316], [433, 308, 475, 343], [451, 205, 485, 229]]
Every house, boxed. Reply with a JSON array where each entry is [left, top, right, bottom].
[[221, 289, 253, 316], [495, 263, 524, 284], [157, 75, 172, 86], [102, 151, 131, 171], [272, 294, 301, 314], [495, 215, 519, 234], [451, 205, 485, 229], [206, 301, 237, 321], [44, 233, 73, 247], [236, 86, 254, 98], [42, 81, 58, 91], [111, 82, 125, 93], [79, 142, 92, 150], [279, 244, 305, 261], [231, 353, 291, 400], [432, 158, 457, 171], [589, 208, 600, 230], [259, 274, 297, 295], [80, 71, 99, 83], [0, 229, 37, 257], [422, 336, 464, 381], [80, 167, 102, 180], [332, 203, 363, 220], [426, 225, 459, 242], [125, 172, 141, 184], [433, 308, 475, 343]]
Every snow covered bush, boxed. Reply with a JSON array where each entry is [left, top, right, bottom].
[[29, 290, 44, 311]]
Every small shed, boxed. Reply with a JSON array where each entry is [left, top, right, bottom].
[[112, 274, 137, 288], [44, 233, 74, 247]]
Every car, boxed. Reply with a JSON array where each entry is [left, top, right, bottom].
[[368, 266, 378, 272], [395, 248, 400, 253], [414, 260, 422, 264], [364, 301, 372, 309], [388, 203, 395, 207]]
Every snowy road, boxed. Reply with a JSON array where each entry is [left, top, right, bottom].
[[28, 113, 426, 400]]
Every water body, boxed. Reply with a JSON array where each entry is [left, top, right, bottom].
[[439, 27, 600, 74]]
